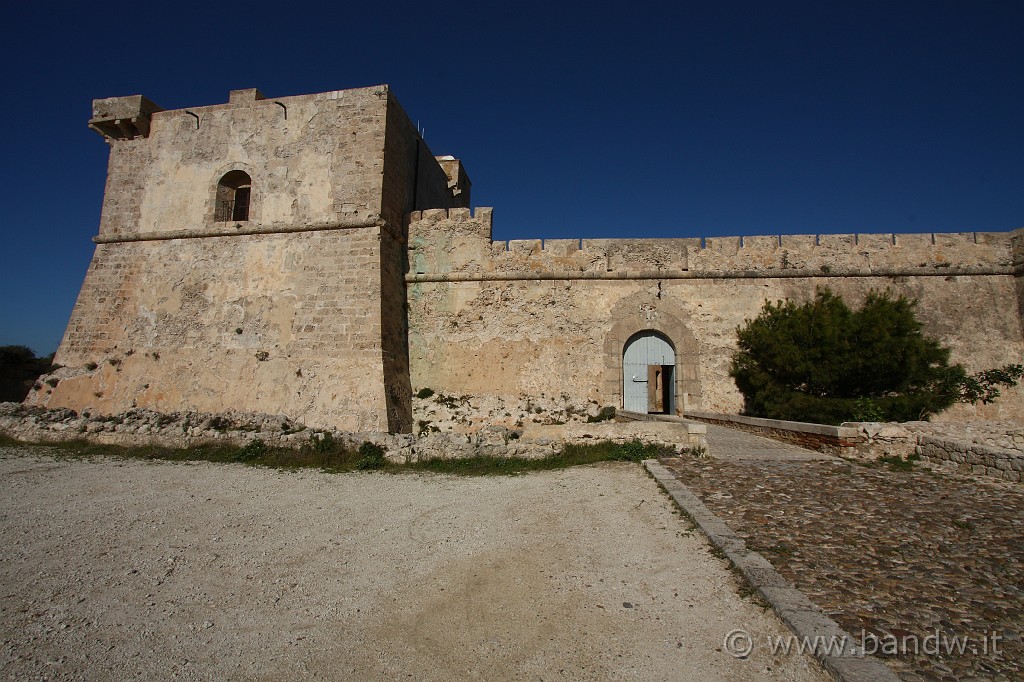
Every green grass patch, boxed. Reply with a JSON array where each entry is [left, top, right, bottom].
[[876, 453, 920, 471], [0, 433, 672, 476], [0, 432, 375, 472], [0, 432, 24, 447], [406, 439, 667, 476]]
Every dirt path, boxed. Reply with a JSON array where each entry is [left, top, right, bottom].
[[0, 449, 825, 681]]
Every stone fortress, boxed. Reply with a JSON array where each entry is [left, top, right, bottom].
[[28, 84, 1024, 433]]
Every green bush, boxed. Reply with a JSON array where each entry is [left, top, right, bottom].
[[730, 288, 965, 424], [305, 432, 337, 454], [356, 441, 387, 470], [234, 438, 267, 462], [415, 387, 435, 399], [958, 364, 1024, 405], [0, 346, 57, 402]]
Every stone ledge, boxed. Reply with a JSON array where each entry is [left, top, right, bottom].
[[521, 420, 707, 453], [616, 411, 707, 431], [403, 264, 1016, 283], [685, 410, 859, 438], [0, 404, 712, 463], [644, 460, 899, 682], [683, 411, 864, 456]]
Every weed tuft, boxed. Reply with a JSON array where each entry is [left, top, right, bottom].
[[356, 442, 387, 470], [234, 438, 268, 462], [878, 454, 918, 471], [586, 406, 616, 423]]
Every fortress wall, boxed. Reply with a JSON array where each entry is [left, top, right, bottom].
[[55, 82, 1023, 434], [407, 211, 1024, 421], [98, 87, 392, 240], [37, 228, 393, 432], [409, 275, 1024, 420], [408, 209, 1016, 276]]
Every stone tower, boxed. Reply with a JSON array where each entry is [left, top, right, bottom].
[[38, 85, 469, 433]]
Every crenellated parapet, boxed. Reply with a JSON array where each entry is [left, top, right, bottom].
[[407, 209, 1019, 282], [689, 231, 1014, 273]]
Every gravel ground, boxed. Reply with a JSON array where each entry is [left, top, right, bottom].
[[0, 448, 826, 681], [663, 426, 1024, 681]]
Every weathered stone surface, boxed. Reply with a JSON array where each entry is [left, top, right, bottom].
[[842, 420, 1024, 482], [29, 86, 468, 433], [408, 211, 1024, 423]]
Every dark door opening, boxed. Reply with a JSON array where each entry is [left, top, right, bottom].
[[646, 364, 674, 414]]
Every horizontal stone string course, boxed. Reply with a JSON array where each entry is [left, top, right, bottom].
[[93, 218, 383, 244], [406, 265, 1018, 283]]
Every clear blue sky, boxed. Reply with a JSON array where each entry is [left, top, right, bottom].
[[1, 0, 1021, 355]]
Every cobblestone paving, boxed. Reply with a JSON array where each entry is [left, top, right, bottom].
[[663, 425, 1023, 681]]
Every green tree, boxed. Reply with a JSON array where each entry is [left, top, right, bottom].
[[0, 346, 56, 402], [729, 288, 965, 424]]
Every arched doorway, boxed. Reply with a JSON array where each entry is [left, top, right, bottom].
[[623, 331, 675, 414]]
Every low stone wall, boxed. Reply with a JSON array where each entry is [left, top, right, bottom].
[[916, 436, 1023, 483], [839, 422, 920, 459], [905, 420, 1024, 452], [682, 410, 864, 456], [0, 403, 698, 463], [841, 420, 1024, 483]]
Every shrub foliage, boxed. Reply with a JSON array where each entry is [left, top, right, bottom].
[[0, 346, 56, 402], [729, 288, 965, 424]]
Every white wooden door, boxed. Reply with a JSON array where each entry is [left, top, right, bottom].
[[623, 332, 675, 413]]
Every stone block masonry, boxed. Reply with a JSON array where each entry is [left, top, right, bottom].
[[43, 229, 393, 432], [918, 436, 1023, 482], [29, 85, 469, 433], [407, 208, 1024, 423]]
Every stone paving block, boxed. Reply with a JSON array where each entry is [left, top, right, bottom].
[[776, 609, 853, 649], [821, 655, 901, 682], [757, 585, 819, 611], [741, 566, 792, 590]]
